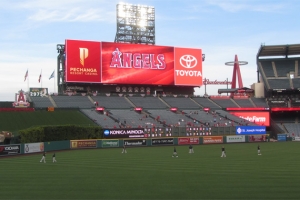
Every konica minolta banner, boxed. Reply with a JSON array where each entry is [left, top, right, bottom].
[[236, 126, 266, 135], [103, 128, 146, 139]]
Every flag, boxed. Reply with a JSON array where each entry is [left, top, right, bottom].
[[49, 71, 55, 80], [24, 70, 28, 82], [38, 73, 42, 83]]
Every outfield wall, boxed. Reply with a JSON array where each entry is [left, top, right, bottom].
[[0, 134, 276, 157]]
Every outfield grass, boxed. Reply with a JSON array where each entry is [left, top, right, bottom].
[[1, 142, 300, 199], [0, 110, 97, 132]]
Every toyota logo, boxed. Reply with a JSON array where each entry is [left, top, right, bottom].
[[179, 55, 197, 69]]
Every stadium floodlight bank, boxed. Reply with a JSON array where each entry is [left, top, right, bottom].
[[114, 3, 155, 45]]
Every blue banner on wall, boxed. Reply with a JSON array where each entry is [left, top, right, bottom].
[[236, 126, 266, 135], [277, 134, 287, 142]]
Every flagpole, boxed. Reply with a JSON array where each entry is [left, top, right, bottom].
[[41, 69, 42, 88], [54, 70, 56, 94]]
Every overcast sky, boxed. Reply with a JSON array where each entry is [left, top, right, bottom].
[[1, 0, 299, 101]]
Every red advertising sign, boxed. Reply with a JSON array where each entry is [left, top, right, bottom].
[[101, 42, 174, 85], [229, 112, 270, 126], [64, 40, 203, 86], [248, 135, 266, 142], [174, 47, 202, 86], [203, 136, 223, 144], [65, 40, 101, 83], [70, 140, 97, 149], [178, 137, 199, 145]]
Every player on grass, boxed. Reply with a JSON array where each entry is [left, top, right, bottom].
[[40, 152, 46, 163], [221, 146, 226, 158], [122, 145, 127, 154], [52, 153, 57, 162], [172, 147, 178, 157], [257, 145, 262, 155], [189, 145, 194, 153]]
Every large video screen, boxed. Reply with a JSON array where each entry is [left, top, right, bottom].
[[229, 111, 270, 126], [65, 39, 203, 86]]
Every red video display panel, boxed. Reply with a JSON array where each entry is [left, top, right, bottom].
[[65, 40, 101, 83], [229, 111, 270, 126], [174, 47, 203, 86], [101, 42, 174, 85]]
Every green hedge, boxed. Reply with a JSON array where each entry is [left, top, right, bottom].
[[19, 125, 102, 143]]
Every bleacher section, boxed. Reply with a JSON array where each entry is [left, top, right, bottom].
[[31, 96, 53, 108], [109, 110, 160, 128], [210, 99, 239, 108], [80, 109, 119, 128], [268, 79, 291, 89], [234, 99, 254, 107], [127, 96, 167, 109], [192, 97, 221, 110], [91, 96, 132, 109], [251, 98, 268, 107], [52, 96, 93, 108], [161, 97, 200, 109], [260, 61, 274, 77], [147, 110, 194, 127], [216, 110, 257, 126], [292, 78, 300, 88], [274, 60, 295, 77]]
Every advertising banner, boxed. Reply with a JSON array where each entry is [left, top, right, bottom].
[[236, 126, 266, 135], [70, 140, 97, 149], [102, 139, 119, 148], [102, 42, 175, 85], [226, 135, 246, 143], [174, 47, 202, 86], [65, 40, 203, 86], [178, 137, 199, 145], [203, 136, 223, 144], [277, 134, 287, 142], [65, 39, 101, 83], [292, 137, 300, 141], [24, 142, 44, 154], [0, 145, 21, 156], [123, 139, 147, 146], [29, 88, 48, 97], [151, 138, 174, 145], [229, 112, 270, 126], [103, 128, 145, 138], [248, 135, 266, 142]]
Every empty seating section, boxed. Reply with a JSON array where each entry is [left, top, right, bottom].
[[80, 109, 119, 128], [211, 99, 238, 108], [251, 98, 268, 107], [109, 110, 160, 128], [182, 110, 235, 127], [161, 97, 199, 109], [284, 124, 300, 136], [127, 97, 167, 109], [192, 97, 221, 110], [275, 60, 295, 77], [52, 96, 93, 108], [31, 96, 53, 108], [234, 99, 254, 107], [91, 96, 131, 109], [268, 79, 291, 89], [148, 110, 194, 127], [216, 110, 256, 126], [292, 78, 300, 88], [260, 61, 274, 77]]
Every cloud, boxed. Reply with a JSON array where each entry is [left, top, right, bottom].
[[206, 0, 286, 13]]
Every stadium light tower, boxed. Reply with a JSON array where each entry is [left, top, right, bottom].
[[114, 3, 155, 45]]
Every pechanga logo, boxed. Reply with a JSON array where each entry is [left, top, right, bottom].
[[179, 55, 197, 69], [79, 48, 89, 66], [110, 48, 166, 69], [237, 128, 242, 134], [104, 130, 110, 136]]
